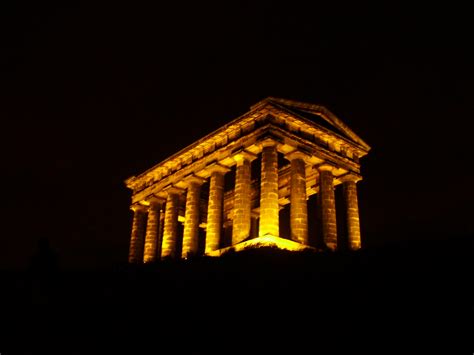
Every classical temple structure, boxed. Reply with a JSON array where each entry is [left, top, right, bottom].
[[125, 97, 370, 262]]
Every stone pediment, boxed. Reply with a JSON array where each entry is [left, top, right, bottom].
[[262, 97, 370, 150], [125, 97, 370, 194]]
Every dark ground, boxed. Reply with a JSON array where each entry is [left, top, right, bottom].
[[0, 234, 472, 355]]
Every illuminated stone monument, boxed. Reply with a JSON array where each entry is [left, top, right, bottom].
[[125, 97, 370, 262]]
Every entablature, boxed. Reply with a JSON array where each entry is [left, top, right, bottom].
[[129, 123, 362, 204], [125, 100, 369, 196], [125, 98, 370, 206]]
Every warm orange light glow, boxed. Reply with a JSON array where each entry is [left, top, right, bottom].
[[206, 234, 312, 256], [126, 98, 369, 262]]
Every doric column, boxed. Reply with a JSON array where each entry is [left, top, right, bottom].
[[157, 210, 165, 259], [285, 151, 309, 245], [341, 174, 362, 250], [232, 150, 256, 245], [205, 165, 230, 253], [182, 176, 205, 258], [161, 188, 182, 259], [128, 204, 148, 263], [259, 139, 279, 237], [318, 164, 338, 250], [143, 197, 164, 263]]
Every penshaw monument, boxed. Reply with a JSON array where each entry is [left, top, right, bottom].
[[124, 97, 370, 263]]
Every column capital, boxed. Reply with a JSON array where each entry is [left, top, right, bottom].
[[232, 149, 257, 166], [317, 163, 337, 173], [204, 162, 231, 175], [181, 174, 206, 188], [147, 196, 166, 207], [130, 203, 148, 212], [162, 185, 185, 196], [284, 150, 311, 163], [339, 173, 362, 183]]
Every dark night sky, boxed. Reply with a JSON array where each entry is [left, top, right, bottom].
[[0, 1, 472, 269]]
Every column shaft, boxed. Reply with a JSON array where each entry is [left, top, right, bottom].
[[259, 144, 279, 237], [290, 158, 308, 244], [161, 192, 180, 259], [319, 168, 337, 250], [343, 180, 361, 250], [232, 158, 252, 244], [205, 171, 225, 253], [128, 206, 147, 263], [156, 212, 165, 259], [182, 182, 202, 258], [143, 200, 162, 263]]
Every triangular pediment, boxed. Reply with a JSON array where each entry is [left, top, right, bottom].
[[256, 97, 371, 151]]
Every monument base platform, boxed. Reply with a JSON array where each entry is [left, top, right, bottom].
[[206, 234, 313, 256]]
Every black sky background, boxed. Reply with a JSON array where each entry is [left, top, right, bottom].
[[0, 1, 472, 269]]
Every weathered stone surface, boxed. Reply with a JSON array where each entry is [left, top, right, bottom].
[[182, 181, 203, 258], [156, 211, 165, 259], [287, 154, 308, 244], [128, 204, 147, 263], [143, 199, 164, 263], [161, 191, 180, 259], [205, 171, 226, 253], [232, 154, 253, 244], [318, 165, 337, 250], [259, 142, 279, 237], [342, 177, 362, 250]]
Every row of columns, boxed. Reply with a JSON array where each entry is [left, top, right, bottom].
[[128, 143, 361, 263]]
